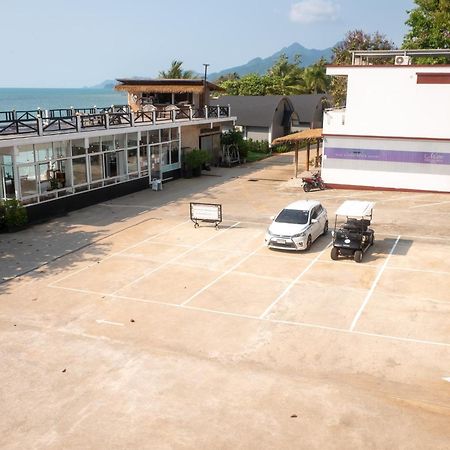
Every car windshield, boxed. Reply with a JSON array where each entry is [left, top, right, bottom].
[[275, 209, 309, 225]]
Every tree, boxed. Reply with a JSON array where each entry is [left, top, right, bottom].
[[158, 60, 197, 79], [213, 72, 240, 84], [266, 54, 305, 95], [302, 58, 330, 94], [330, 30, 395, 106], [403, 0, 450, 62], [219, 73, 273, 96]]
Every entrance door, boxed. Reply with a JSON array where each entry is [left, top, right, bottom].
[[150, 145, 162, 181]]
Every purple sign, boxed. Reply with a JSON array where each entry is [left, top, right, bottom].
[[325, 147, 450, 165]]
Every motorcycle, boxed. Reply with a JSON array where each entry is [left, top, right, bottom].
[[302, 172, 326, 192]]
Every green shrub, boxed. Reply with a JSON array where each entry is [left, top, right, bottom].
[[0, 199, 28, 231], [246, 139, 270, 154], [221, 130, 248, 159], [272, 144, 291, 153], [185, 148, 210, 169]]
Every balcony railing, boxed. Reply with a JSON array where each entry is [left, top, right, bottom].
[[0, 104, 231, 138]]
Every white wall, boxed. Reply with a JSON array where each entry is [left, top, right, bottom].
[[325, 66, 450, 139]]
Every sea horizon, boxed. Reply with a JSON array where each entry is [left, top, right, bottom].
[[0, 87, 127, 112]]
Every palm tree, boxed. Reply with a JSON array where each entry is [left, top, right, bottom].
[[267, 54, 305, 95], [158, 60, 197, 79], [302, 58, 330, 94]]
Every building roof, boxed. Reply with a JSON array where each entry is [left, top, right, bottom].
[[115, 78, 222, 94], [272, 128, 323, 145], [210, 96, 293, 127], [288, 94, 330, 123]]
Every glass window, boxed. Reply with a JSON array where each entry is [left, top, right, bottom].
[[104, 152, 118, 178], [17, 145, 35, 164], [161, 129, 170, 142], [38, 163, 51, 193], [127, 133, 138, 148], [19, 165, 37, 196], [101, 136, 114, 152], [161, 144, 170, 165], [140, 133, 147, 145], [2, 155, 15, 198], [127, 148, 138, 173], [53, 141, 70, 158], [35, 143, 53, 162], [170, 142, 179, 164], [148, 130, 159, 144], [275, 209, 309, 225], [139, 145, 148, 174], [115, 150, 126, 178], [171, 128, 179, 140], [88, 137, 101, 154], [72, 157, 87, 185], [90, 154, 103, 181], [71, 139, 86, 156], [115, 134, 126, 150]]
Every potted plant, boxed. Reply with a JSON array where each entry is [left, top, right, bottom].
[[184, 148, 210, 177]]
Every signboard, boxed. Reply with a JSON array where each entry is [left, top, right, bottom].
[[190, 202, 222, 228]]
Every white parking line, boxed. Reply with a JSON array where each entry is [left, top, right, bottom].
[[111, 221, 241, 295], [49, 219, 190, 287], [96, 319, 124, 327], [259, 243, 332, 319], [349, 235, 401, 332], [409, 200, 450, 209], [48, 282, 450, 348], [180, 244, 266, 306]]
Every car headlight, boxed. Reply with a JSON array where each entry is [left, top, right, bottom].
[[291, 232, 306, 238]]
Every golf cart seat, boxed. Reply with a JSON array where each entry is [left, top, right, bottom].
[[343, 218, 370, 231]]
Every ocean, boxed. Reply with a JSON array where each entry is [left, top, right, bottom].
[[0, 88, 127, 112]]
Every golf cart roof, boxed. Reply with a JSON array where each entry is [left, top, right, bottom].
[[335, 200, 375, 218]]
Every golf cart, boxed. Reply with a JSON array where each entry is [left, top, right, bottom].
[[331, 201, 375, 263]]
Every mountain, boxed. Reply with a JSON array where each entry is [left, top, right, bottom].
[[208, 42, 334, 81], [87, 79, 117, 89]]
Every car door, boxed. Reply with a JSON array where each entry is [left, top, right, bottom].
[[310, 206, 321, 240]]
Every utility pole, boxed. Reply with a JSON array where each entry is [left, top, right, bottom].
[[203, 63, 210, 107]]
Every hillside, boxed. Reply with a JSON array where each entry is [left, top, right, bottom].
[[208, 42, 333, 81]]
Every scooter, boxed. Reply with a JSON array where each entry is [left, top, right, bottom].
[[302, 172, 326, 192]]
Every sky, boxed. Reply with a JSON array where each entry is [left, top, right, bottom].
[[0, 0, 416, 88]]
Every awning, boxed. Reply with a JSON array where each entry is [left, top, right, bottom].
[[272, 128, 323, 145]]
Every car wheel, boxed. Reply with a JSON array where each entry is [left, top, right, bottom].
[[303, 183, 311, 192], [322, 220, 328, 235], [354, 250, 363, 263], [370, 234, 375, 246], [306, 235, 312, 250], [319, 181, 326, 190], [331, 247, 339, 260]]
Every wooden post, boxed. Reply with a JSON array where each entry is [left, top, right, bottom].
[[294, 142, 299, 178], [306, 141, 310, 172], [316, 139, 320, 167]]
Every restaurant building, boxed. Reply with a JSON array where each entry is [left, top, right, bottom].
[[0, 79, 234, 221]]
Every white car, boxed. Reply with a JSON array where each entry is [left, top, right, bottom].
[[265, 200, 328, 251]]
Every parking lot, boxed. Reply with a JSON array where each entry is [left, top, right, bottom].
[[1, 153, 450, 449]]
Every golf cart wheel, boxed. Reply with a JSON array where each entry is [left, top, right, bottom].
[[319, 181, 326, 190], [322, 220, 328, 235], [331, 247, 339, 260], [306, 235, 312, 250], [354, 250, 363, 263], [303, 183, 311, 192]]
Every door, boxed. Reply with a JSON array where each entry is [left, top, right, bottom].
[[150, 145, 161, 181]]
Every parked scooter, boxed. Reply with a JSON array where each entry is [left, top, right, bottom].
[[302, 172, 326, 192]]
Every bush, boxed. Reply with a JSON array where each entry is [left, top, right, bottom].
[[272, 144, 291, 153], [221, 130, 248, 159], [245, 139, 270, 154], [0, 199, 28, 231], [184, 148, 210, 169]]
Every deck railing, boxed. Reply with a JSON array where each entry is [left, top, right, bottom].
[[0, 104, 230, 138]]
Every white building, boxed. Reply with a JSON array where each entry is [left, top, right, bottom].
[[322, 50, 450, 193]]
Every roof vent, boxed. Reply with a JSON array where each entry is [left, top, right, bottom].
[[394, 55, 411, 65]]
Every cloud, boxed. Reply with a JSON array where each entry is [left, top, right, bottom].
[[290, 0, 340, 24]]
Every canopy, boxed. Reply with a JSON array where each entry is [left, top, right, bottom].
[[335, 201, 375, 218], [272, 128, 323, 145]]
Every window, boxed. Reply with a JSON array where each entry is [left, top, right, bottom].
[[170, 142, 179, 164], [139, 145, 148, 174], [17, 145, 34, 164], [104, 152, 118, 178], [148, 130, 159, 144], [127, 133, 138, 148], [161, 144, 170, 165], [161, 129, 170, 142], [72, 157, 87, 185], [88, 137, 101, 154], [127, 148, 138, 173], [71, 139, 86, 156], [115, 134, 126, 150], [90, 154, 103, 181], [19, 165, 37, 196], [276, 209, 309, 225]]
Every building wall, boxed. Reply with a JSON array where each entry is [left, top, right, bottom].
[[322, 135, 450, 192], [245, 126, 269, 141], [326, 66, 450, 139]]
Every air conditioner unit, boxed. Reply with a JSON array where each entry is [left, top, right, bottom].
[[394, 55, 411, 65]]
